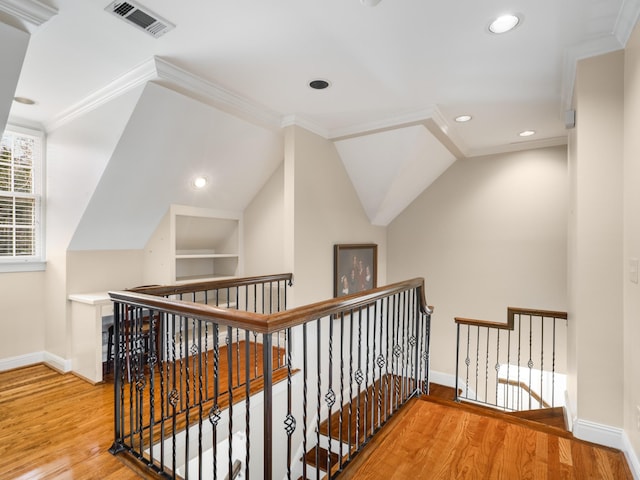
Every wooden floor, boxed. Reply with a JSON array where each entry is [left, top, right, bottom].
[[0, 364, 141, 479], [338, 396, 633, 480], [0, 365, 633, 479]]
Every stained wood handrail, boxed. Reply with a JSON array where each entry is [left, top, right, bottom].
[[109, 275, 431, 334], [455, 307, 567, 330], [497, 378, 551, 409], [127, 272, 294, 296]]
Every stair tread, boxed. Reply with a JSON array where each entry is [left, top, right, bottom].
[[303, 446, 340, 472]]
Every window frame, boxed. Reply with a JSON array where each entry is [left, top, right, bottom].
[[0, 124, 45, 272]]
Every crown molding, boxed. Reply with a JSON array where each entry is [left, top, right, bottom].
[[153, 57, 282, 130], [45, 56, 283, 132], [559, 0, 639, 112], [45, 58, 157, 132], [328, 106, 469, 159], [328, 107, 440, 141], [0, 0, 56, 28], [466, 135, 567, 158], [281, 114, 328, 138]]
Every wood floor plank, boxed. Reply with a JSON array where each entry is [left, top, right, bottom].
[[338, 397, 633, 480]]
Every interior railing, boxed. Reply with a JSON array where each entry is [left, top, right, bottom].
[[454, 307, 568, 412], [108, 274, 432, 480]]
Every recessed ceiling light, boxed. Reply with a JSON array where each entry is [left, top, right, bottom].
[[309, 79, 330, 90], [488, 14, 520, 34], [455, 115, 472, 123], [192, 176, 208, 189], [13, 96, 35, 105], [519, 130, 536, 137], [360, 0, 383, 6]]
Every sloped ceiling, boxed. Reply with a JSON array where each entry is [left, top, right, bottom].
[[68, 81, 283, 250], [3, 0, 640, 231], [0, 21, 29, 134], [335, 125, 456, 226]]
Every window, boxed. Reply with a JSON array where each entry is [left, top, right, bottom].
[[0, 126, 45, 271]]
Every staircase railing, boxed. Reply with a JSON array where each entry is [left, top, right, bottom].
[[454, 307, 568, 412], [108, 274, 432, 480]]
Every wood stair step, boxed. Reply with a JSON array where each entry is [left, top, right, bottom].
[[507, 406, 567, 430], [303, 446, 340, 472]]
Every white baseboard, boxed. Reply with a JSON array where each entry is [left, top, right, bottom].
[[43, 351, 72, 373], [429, 369, 458, 388], [573, 418, 625, 450], [622, 431, 640, 480], [0, 351, 72, 373]]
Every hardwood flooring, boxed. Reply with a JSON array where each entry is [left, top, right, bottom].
[[0, 365, 633, 480], [337, 396, 633, 480], [0, 364, 141, 479]]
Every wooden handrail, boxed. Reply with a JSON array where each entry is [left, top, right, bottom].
[[455, 307, 567, 330], [497, 378, 551, 409], [127, 272, 294, 296], [109, 276, 431, 335]]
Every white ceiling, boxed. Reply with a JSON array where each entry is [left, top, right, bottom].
[[2, 0, 639, 226]]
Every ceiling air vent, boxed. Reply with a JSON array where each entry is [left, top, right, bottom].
[[105, 1, 175, 38]]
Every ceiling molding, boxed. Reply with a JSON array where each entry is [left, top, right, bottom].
[[615, 0, 640, 46], [328, 106, 469, 160], [281, 114, 328, 138], [45, 56, 283, 132], [153, 57, 282, 130], [328, 107, 441, 141], [0, 0, 56, 27], [467, 136, 568, 158], [45, 57, 157, 132], [421, 108, 468, 160], [559, 0, 637, 113]]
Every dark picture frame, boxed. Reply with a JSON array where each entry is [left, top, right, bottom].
[[334, 243, 377, 298]]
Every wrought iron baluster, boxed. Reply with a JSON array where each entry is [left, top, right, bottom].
[[263, 332, 274, 480], [552, 317, 557, 408], [528, 313, 533, 410], [316, 318, 322, 480], [284, 327, 294, 480], [302, 323, 308, 480], [540, 315, 545, 410], [339, 311, 345, 468], [326, 312, 335, 475], [227, 326, 234, 479], [484, 327, 489, 404], [245, 328, 251, 480], [355, 306, 363, 448]]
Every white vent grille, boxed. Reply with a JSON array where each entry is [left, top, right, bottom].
[[105, 1, 175, 38]]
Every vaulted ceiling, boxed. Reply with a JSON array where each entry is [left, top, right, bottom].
[[1, 0, 638, 229]]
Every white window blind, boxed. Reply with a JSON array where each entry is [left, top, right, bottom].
[[0, 126, 44, 270]]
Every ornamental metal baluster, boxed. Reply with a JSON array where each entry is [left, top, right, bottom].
[[552, 316, 557, 408], [316, 318, 322, 480], [383, 297, 390, 423], [355, 306, 363, 448], [263, 332, 274, 480], [495, 328, 501, 409], [517, 313, 522, 410], [528, 313, 533, 410], [284, 327, 295, 480], [243, 329, 251, 480], [365, 303, 372, 437], [209, 323, 221, 480], [326, 312, 335, 475], [338, 311, 345, 468], [540, 314, 545, 410], [347, 310, 354, 461], [227, 326, 234, 480], [474, 326, 480, 403], [302, 323, 308, 480], [170, 313, 179, 480]]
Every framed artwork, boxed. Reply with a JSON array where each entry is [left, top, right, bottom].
[[334, 243, 377, 298]]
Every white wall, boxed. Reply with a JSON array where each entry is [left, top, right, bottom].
[[244, 163, 286, 276], [624, 23, 640, 458], [387, 146, 568, 378], [569, 50, 624, 430], [285, 125, 387, 307], [43, 86, 144, 360]]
